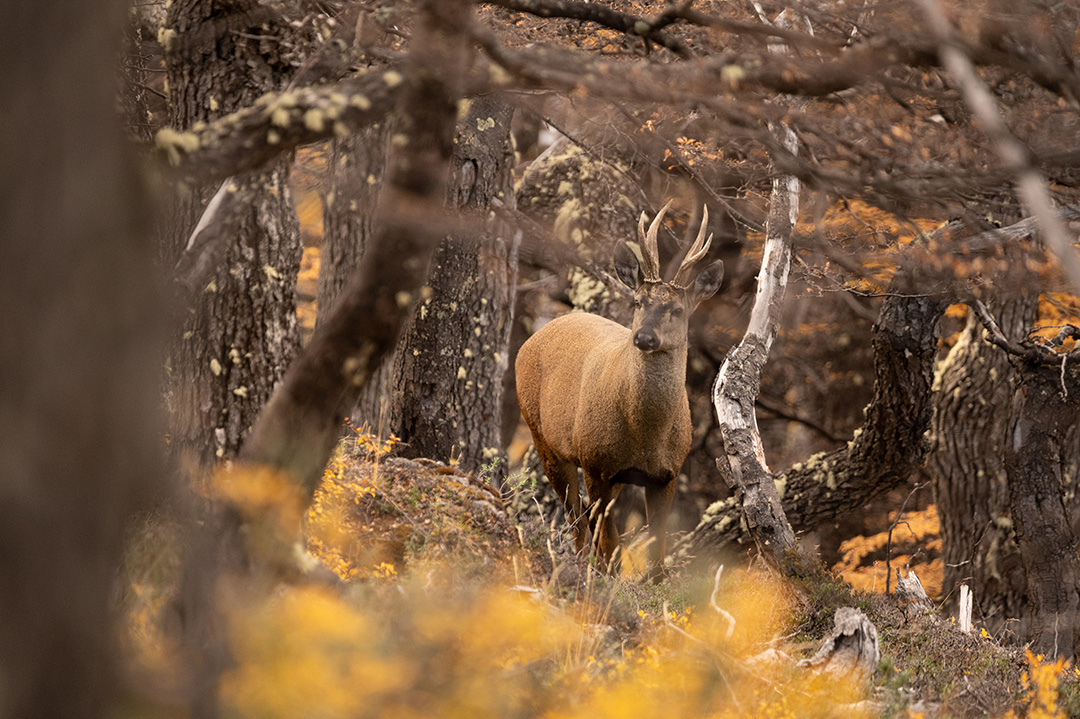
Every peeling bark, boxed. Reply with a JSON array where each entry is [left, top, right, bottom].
[[711, 119, 799, 565]]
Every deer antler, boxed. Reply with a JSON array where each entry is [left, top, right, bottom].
[[672, 204, 714, 288], [636, 200, 671, 282]]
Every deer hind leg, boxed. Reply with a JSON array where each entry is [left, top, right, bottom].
[[532, 441, 588, 552], [643, 479, 676, 582], [588, 477, 623, 575]]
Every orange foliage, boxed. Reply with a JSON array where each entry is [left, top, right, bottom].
[[834, 505, 943, 599]]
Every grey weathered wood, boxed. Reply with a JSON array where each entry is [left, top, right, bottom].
[[895, 568, 935, 620], [798, 607, 880, 685]]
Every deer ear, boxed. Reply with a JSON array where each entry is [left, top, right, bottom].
[[690, 260, 724, 307], [614, 243, 642, 289]]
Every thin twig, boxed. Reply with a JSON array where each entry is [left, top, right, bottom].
[[972, 299, 1080, 367], [709, 565, 737, 639], [885, 481, 927, 594]]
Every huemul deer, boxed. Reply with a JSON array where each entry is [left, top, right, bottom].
[[515, 202, 724, 579]]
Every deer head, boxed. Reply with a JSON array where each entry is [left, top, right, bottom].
[[614, 200, 725, 355]]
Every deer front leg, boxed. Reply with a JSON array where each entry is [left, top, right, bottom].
[[643, 479, 676, 582], [533, 442, 588, 552], [587, 476, 623, 574]]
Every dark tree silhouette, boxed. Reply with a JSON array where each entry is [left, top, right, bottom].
[[0, 1, 165, 716]]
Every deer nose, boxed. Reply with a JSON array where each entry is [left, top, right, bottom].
[[633, 330, 660, 352]]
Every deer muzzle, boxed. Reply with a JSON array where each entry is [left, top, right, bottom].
[[633, 329, 661, 352]]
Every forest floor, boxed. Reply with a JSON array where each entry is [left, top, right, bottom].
[[120, 441, 1080, 719]]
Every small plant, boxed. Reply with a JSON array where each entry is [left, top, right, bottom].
[[346, 419, 399, 461], [480, 455, 535, 492], [1010, 650, 1071, 719], [506, 468, 535, 492]]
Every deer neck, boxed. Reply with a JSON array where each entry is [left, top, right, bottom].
[[618, 340, 688, 427]]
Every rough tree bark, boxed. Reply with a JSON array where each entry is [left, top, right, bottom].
[[709, 6, 806, 565], [316, 9, 395, 333], [319, 95, 516, 476], [161, 0, 303, 466], [969, 300, 1080, 657], [1005, 352, 1080, 657], [387, 96, 517, 476], [319, 128, 390, 322], [320, 124, 391, 427], [0, 1, 165, 716], [926, 298, 1035, 632]]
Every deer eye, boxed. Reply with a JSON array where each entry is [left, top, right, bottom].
[[671, 306, 684, 317], [633, 298, 642, 309]]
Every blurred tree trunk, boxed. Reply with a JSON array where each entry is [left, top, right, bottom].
[[387, 96, 517, 477], [0, 1, 165, 716], [926, 299, 1034, 633], [319, 128, 390, 321], [161, 0, 302, 466]]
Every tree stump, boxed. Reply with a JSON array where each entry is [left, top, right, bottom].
[[798, 607, 880, 686]]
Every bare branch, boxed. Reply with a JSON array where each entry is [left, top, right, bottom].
[[884, 481, 929, 594], [154, 69, 402, 183], [755, 393, 841, 443], [971, 299, 1028, 356], [971, 299, 1080, 366], [953, 206, 1080, 253], [915, 0, 1080, 293]]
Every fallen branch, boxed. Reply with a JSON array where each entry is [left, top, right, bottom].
[[483, 0, 694, 57]]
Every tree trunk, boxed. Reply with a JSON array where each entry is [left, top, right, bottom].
[[388, 96, 517, 477], [240, 0, 474, 497], [679, 269, 946, 558], [0, 1, 165, 716], [162, 0, 303, 466], [1004, 351, 1080, 657], [711, 116, 801, 567], [319, 125, 392, 428], [926, 299, 1034, 632], [319, 129, 390, 320]]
